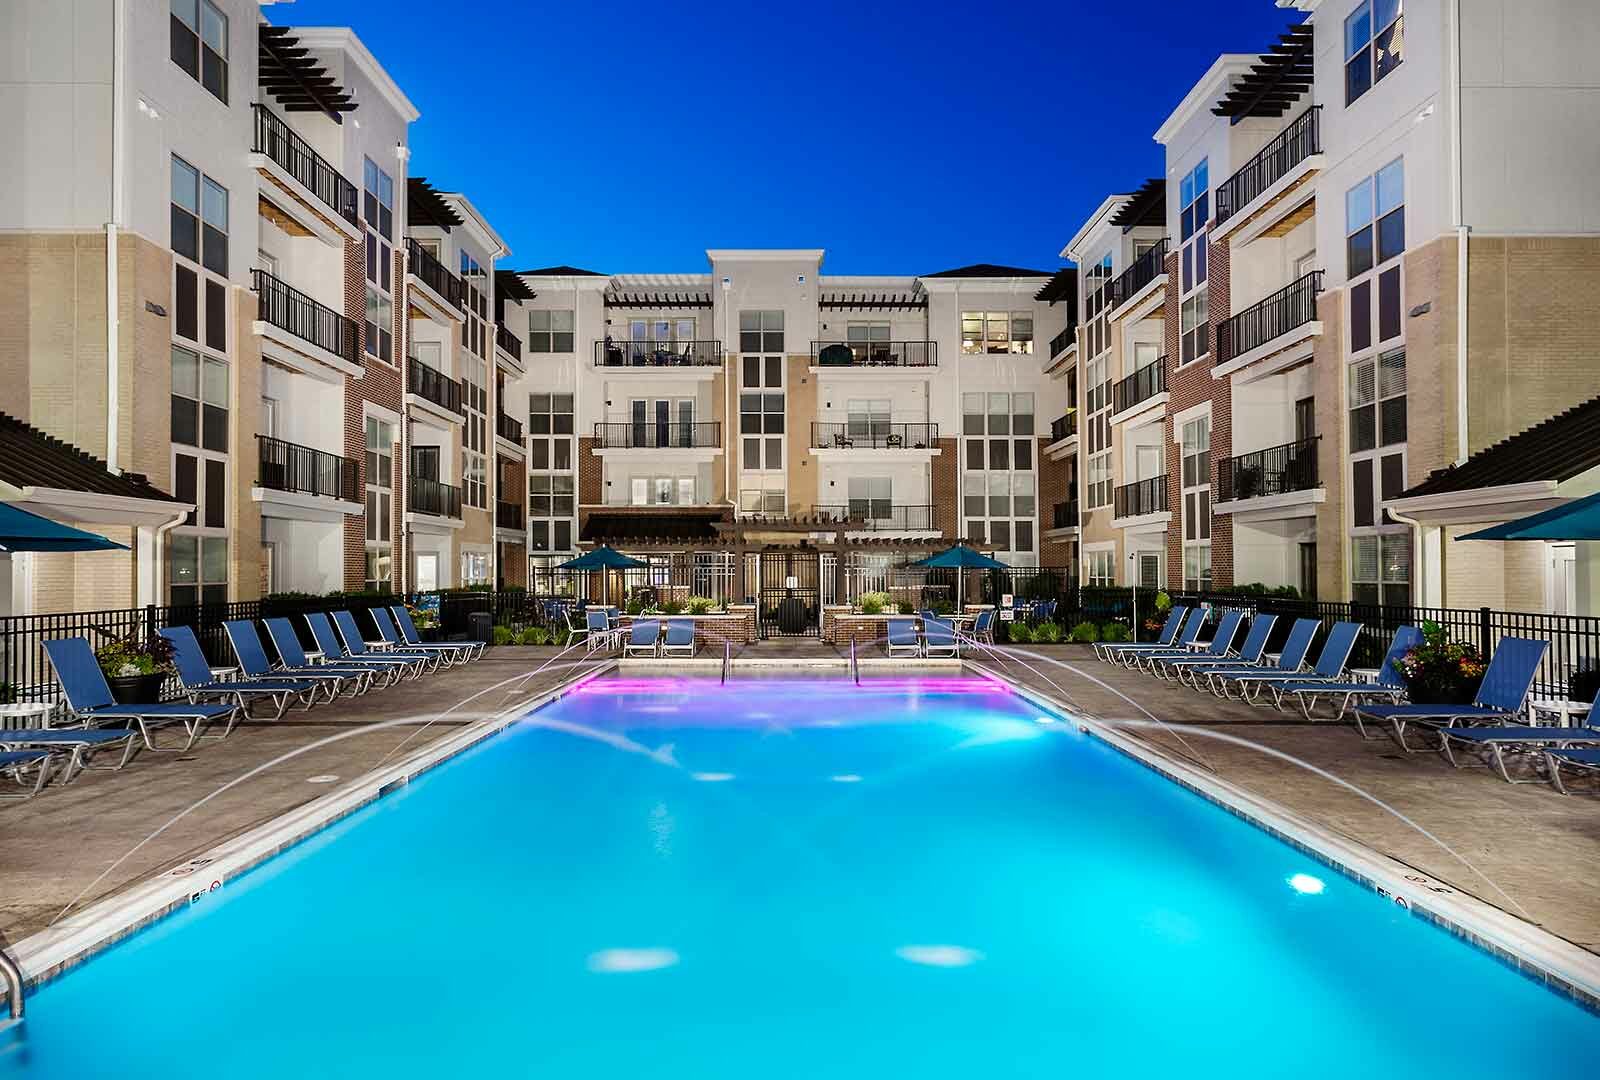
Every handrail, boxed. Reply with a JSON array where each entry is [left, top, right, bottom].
[[251, 268, 360, 366], [594, 339, 722, 367], [592, 421, 721, 449], [810, 340, 937, 367], [250, 103, 359, 225], [1110, 238, 1169, 308], [721, 639, 731, 684], [850, 638, 859, 685], [1216, 105, 1322, 226], [1216, 270, 1323, 362], [810, 422, 938, 450], [1, 944, 22, 1021]]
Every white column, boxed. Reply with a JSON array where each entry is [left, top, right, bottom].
[[1574, 541, 1600, 617], [134, 524, 160, 608], [1417, 524, 1444, 607]]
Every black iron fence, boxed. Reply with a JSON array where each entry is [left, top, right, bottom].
[[1216, 436, 1320, 502], [811, 422, 938, 449], [812, 504, 936, 530], [1112, 362, 1166, 414], [406, 238, 465, 310], [495, 322, 522, 362], [256, 434, 359, 502], [1049, 325, 1074, 359], [1110, 238, 1169, 307], [252, 269, 360, 366], [496, 500, 525, 531], [1049, 412, 1078, 442], [1216, 270, 1323, 362], [251, 103, 359, 225], [496, 411, 524, 443], [810, 340, 937, 367], [527, 553, 736, 612], [1216, 105, 1321, 226], [593, 421, 721, 449], [407, 355, 464, 414], [1052, 501, 1078, 530], [410, 476, 462, 518], [1113, 475, 1168, 519], [594, 339, 722, 367]]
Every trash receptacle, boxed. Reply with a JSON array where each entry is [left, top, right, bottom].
[[468, 611, 493, 645]]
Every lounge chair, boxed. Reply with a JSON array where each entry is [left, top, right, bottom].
[[371, 608, 465, 667], [0, 750, 51, 799], [330, 611, 440, 674], [661, 620, 696, 658], [1114, 610, 1207, 667], [1159, 614, 1278, 689], [42, 637, 239, 753], [1229, 621, 1363, 710], [1203, 618, 1321, 700], [623, 619, 661, 657], [1354, 636, 1549, 753], [1139, 610, 1246, 678], [887, 618, 921, 657], [1096, 607, 1186, 662], [1545, 746, 1600, 796], [1280, 625, 1422, 721], [250, 618, 377, 696], [0, 725, 141, 782], [390, 604, 486, 661], [923, 616, 959, 658], [160, 625, 323, 719], [1435, 725, 1600, 784], [314, 612, 432, 678]]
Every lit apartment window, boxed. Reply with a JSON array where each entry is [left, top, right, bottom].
[[1086, 549, 1115, 587], [169, 534, 228, 607], [461, 551, 490, 588], [364, 416, 394, 592], [1345, 0, 1404, 106], [1351, 533, 1410, 607], [171, 0, 227, 103], [1178, 158, 1209, 364], [960, 312, 1034, 355], [628, 317, 695, 343], [1181, 416, 1211, 590], [961, 392, 1036, 557]]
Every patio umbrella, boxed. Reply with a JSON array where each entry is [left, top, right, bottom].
[[557, 545, 647, 604], [1457, 492, 1600, 541], [0, 502, 127, 553], [906, 545, 1009, 612]]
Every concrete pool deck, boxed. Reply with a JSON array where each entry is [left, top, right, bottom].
[[3, 642, 1598, 973]]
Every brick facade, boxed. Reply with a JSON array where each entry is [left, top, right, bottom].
[[341, 238, 405, 591], [931, 436, 959, 539], [1037, 436, 1074, 567]]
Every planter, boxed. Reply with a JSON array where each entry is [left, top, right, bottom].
[[106, 672, 168, 705], [1402, 672, 1482, 706]]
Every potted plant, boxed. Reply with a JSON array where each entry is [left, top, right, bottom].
[[1392, 621, 1488, 705], [95, 633, 175, 704], [858, 591, 890, 615], [405, 599, 441, 642]]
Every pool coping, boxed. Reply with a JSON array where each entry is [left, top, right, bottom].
[[9, 661, 615, 992], [968, 660, 1600, 1016]]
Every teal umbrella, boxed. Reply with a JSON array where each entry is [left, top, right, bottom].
[[1458, 492, 1600, 541], [906, 545, 1008, 611], [0, 502, 127, 553], [557, 545, 647, 604]]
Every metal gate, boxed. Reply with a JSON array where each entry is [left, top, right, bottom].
[[758, 549, 821, 638]]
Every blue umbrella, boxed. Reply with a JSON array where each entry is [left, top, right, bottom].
[[1458, 492, 1600, 541], [0, 502, 127, 553], [557, 546, 647, 604], [906, 545, 1008, 610]]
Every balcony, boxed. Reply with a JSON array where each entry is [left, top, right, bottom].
[[496, 499, 525, 532], [1049, 325, 1075, 360], [409, 475, 462, 519], [593, 339, 722, 368], [1111, 361, 1167, 419], [496, 411, 523, 444], [1113, 476, 1168, 520], [1215, 106, 1322, 230], [1109, 239, 1169, 312], [809, 341, 937, 368], [1051, 500, 1079, 530], [406, 355, 464, 418], [495, 323, 522, 364], [255, 435, 359, 502], [250, 103, 359, 233], [812, 504, 936, 531], [1214, 436, 1323, 514], [251, 268, 361, 376], [1215, 271, 1323, 374], [406, 238, 465, 317], [593, 421, 722, 449], [1049, 412, 1078, 442], [811, 422, 938, 450]]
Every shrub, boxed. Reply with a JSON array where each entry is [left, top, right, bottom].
[[517, 626, 552, 646], [1153, 590, 1172, 613], [858, 591, 890, 615], [897, 600, 916, 615], [659, 598, 685, 616], [1068, 620, 1101, 644], [685, 596, 718, 615], [1006, 621, 1033, 644], [1099, 622, 1131, 643], [1033, 620, 1063, 644], [1230, 582, 1302, 599], [625, 597, 646, 616], [932, 599, 955, 616], [491, 626, 515, 646]]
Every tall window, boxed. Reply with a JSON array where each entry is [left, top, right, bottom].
[[1181, 415, 1211, 591], [363, 158, 394, 363], [1178, 158, 1209, 365], [364, 417, 394, 592], [960, 311, 1034, 354], [740, 345, 784, 473], [738, 310, 784, 354], [1345, 0, 1404, 106], [462, 356, 488, 510], [1345, 159, 1405, 280], [529, 475, 575, 552], [171, 0, 227, 103], [846, 477, 892, 522], [961, 392, 1036, 560], [528, 310, 575, 353]]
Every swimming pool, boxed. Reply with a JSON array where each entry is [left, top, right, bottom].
[[4, 675, 1598, 1077]]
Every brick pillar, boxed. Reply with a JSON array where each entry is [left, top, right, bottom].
[[342, 235, 367, 591], [1163, 251, 1183, 588], [932, 437, 959, 539], [1207, 238, 1233, 589]]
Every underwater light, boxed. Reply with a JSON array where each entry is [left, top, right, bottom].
[[830, 774, 863, 783], [1034, 715, 1056, 725], [691, 772, 735, 782], [1288, 873, 1326, 895]]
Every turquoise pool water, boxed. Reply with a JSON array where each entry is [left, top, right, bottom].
[[4, 675, 1597, 1077]]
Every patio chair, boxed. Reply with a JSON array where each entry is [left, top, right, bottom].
[[1354, 636, 1550, 753], [832, 432, 854, 449], [1228, 621, 1364, 710], [1280, 625, 1422, 722], [972, 609, 996, 645], [1138, 610, 1246, 678], [0, 750, 51, 800], [887, 618, 921, 658], [923, 616, 959, 658], [583, 609, 619, 653], [252, 618, 378, 696], [917, 608, 937, 624], [1159, 614, 1278, 689], [661, 619, 696, 658], [623, 619, 661, 658], [305, 613, 428, 682], [372, 608, 469, 666], [1096, 606, 1186, 662], [329, 611, 439, 674], [159, 624, 323, 719], [1203, 618, 1321, 699], [1544, 745, 1600, 795], [42, 636, 239, 754], [1109, 609, 1206, 667]]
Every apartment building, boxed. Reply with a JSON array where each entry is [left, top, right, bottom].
[[1063, 0, 1600, 613], [0, 1, 531, 613]]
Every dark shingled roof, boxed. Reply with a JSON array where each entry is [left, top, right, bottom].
[[0, 412, 181, 502], [495, 270, 536, 302], [517, 265, 607, 277], [580, 510, 724, 544], [921, 263, 1054, 279], [1400, 393, 1600, 498], [1033, 268, 1077, 305]]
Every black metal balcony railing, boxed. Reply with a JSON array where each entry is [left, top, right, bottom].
[[1216, 106, 1322, 227], [809, 341, 938, 368], [812, 504, 936, 530], [252, 269, 361, 367], [1110, 238, 1169, 307], [496, 412, 523, 443], [496, 500, 525, 531], [495, 323, 522, 362], [251, 104, 359, 225], [1215, 436, 1321, 503], [406, 356, 464, 415], [811, 422, 938, 450], [1049, 412, 1078, 442], [405, 238, 465, 310], [1112, 361, 1168, 414], [1113, 476, 1169, 519], [1049, 325, 1075, 359], [1216, 271, 1324, 362], [256, 434, 359, 502], [594, 340, 723, 367], [409, 475, 462, 519], [1052, 500, 1079, 530], [593, 421, 722, 449]]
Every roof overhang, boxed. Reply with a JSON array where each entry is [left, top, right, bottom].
[[1064, 194, 1130, 261], [290, 26, 420, 123], [0, 484, 191, 528], [440, 191, 509, 259], [1153, 55, 1257, 145], [1385, 480, 1564, 526]]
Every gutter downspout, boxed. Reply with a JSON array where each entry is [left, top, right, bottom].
[[1449, 0, 1469, 465], [1386, 503, 1441, 608], [106, 0, 127, 474]]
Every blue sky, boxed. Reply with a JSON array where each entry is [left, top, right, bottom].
[[281, 1, 1294, 275]]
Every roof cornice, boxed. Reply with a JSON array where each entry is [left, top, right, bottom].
[[1064, 194, 1131, 260], [291, 27, 420, 123], [1153, 54, 1257, 145]]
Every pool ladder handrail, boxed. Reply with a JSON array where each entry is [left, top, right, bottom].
[[850, 638, 860, 685], [721, 639, 731, 684], [0, 944, 22, 1022]]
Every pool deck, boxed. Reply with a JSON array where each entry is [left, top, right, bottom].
[[3, 641, 1599, 974]]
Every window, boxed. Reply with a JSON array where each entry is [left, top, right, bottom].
[[1083, 353, 1113, 510], [1348, 350, 1407, 454], [461, 550, 490, 588], [363, 157, 393, 241], [960, 312, 1034, 355], [170, 346, 228, 453], [1346, 0, 1404, 106], [362, 158, 394, 361], [1087, 549, 1116, 587], [740, 351, 784, 471], [1351, 533, 1410, 606], [1181, 416, 1211, 589], [529, 394, 576, 551], [961, 393, 1038, 560], [364, 416, 394, 547], [169, 534, 228, 606], [846, 323, 890, 361], [527, 309, 575, 353], [739, 310, 784, 353], [461, 356, 488, 509], [1346, 159, 1405, 278], [846, 399, 890, 441], [847, 477, 892, 522], [1178, 159, 1209, 364], [171, 0, 227, 103], [171, 156, 227, 276]]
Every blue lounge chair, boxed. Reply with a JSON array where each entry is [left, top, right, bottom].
[[1280, 626, 1423, 721], [923, 616, 959, 658], [307, 613, 427, 680], [330, 611, 439, 673], [0, 726, 141, 782], [661, 619, 696, 658], [250, 618, 376, 696], [1354, 636, 1550, 753], [1233, 621, 1363, 709], [0, 749, 51, 799], [1140, 610, 1246, 678], [1545, 746, 1600, 796], [390, 604, 486, 661], [623, 619, 661, 657], [887, 618, 921, 657], [1204, 618, 1321, 699], [1436, 725, 1600, 784], [160, 625, 322, 719], [42, 637, 239, 752], [1161, 614, 1278, 689], [1095, 606, 1186, 662], [1110, 609, 1206, 667], [371, 608, 467, 666]]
